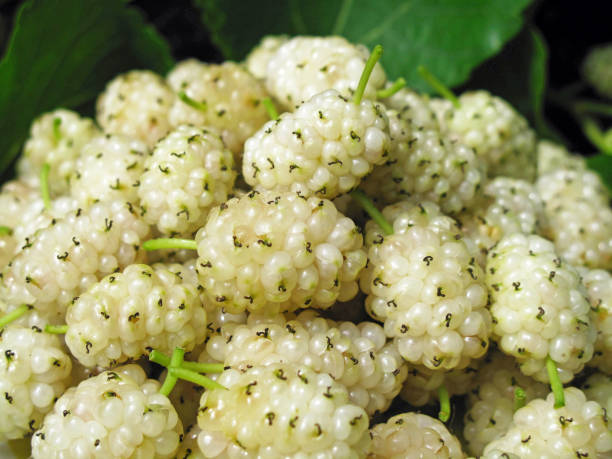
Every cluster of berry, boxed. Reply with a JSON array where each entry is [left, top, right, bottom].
[[1, 35, 612, 458]]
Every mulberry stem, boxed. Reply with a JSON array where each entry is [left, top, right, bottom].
[[262, 97, 279, 120], [178, 91, 207, 112], [169, 367, 227, 391], [159, 347, 185, 396], [376, 77, 406, 99], [353, 44, 383, 105], [513, 387, 526, 411], [546, 355, 565, 408], [0, 304, 32, 328], [417, 65, 460, 108], [437, 385, 451, 422], [0, 226, 12, 236], [349, 189, 393, 235], [142, 238, 197, 251], [149, 350, 224, 373], [44, 324, 68, 334], [40, 163, 52, 211]]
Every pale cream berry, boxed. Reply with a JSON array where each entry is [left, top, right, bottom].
[[456, 177, 547, 267], [138, 125, 236, 237], [368, 412, 465, 458], [70, 134, 149, 206], [197, 363, 371, 457], [0, 325, 73, 441], [245, 35, 289, 80], [537, 140, 585, 175], [204, 309, 407, 416], [462, 352, 548, 456], [243, 90, 390, 199], [1, 200, 150, 323], [482, 387, 612, 458], [167, 60, 270, 154], [96, 70, 174, 147], [578, 267, 612, 374], [265, 36, 386, 110], [361, 111, 485, 214], [31, 364, 183, 458], [538, 168, 612, 269], [361, 200, 491, 370], [486, 233, 596, 383], [17, 109, 100, 195], [65, 263, 207, 368], [431, 90, 537, 181], [195, 190, 367, 315]]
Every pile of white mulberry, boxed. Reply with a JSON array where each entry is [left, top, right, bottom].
[[1, 34, 611, 458]]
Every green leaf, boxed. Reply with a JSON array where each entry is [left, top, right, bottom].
[[196, 0, 532, 92], [586, 154, 612, 192], [0, 0, 174, 175]]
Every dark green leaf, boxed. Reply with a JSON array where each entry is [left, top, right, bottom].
[[587, 154, 612, 192], [0, 0, 174, 174], [196, 0, 532, 92]]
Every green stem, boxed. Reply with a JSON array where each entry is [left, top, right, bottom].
[[44, 324, 68, 334], [353, 44, 383, 105], [40, 163, 51, 211], [169, 367, 227, 391], [159, 347, 185, 397], [574, 99, 612, 118], [0, 226, 13, 236], [581, 116, 612, 155], [178, 91, 207, 112], [417, 65, 460, 108], [349, 189, 393, 235], [52, 117, 62, 142], [376, 77, 406, 99], [149, 350, 224, 373], [513, 387, 526, 411], [437, 385, 451, 422], [331, 0, 353, 35], [546, 355, 565, 408], [142, 238, 197, 251], [0, 304, 32, 328], [262, 97, 279, 121]]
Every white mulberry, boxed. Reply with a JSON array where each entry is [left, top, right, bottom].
[[96, 70, 174, 147], [195, 190, 367, 314], [138, 125, 236, 236], [243, 90, 390, 199], [361, 200, 491, 370]]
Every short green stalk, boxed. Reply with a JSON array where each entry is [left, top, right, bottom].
[[581, 116, 612, 155], [40, 163, 52, 211], [169, 367, 227, 391], [150, 350, 224, 374], [349, 189, 393, 235], [376, 77, 406, 99], [159, 347, 185, 396], [417, 65, 460, 108], [437, 385, 451, 422], [44, 324, 68, 334], [546, 355, 565, 408], [353, 44, 383, 105], [178, 91, 207, 112], [513, 387, 526, 412], [262, 97, 279, 120], [0, 304, 32, 329], [0, 226, 13, 236], [142, 238, 198, 251]]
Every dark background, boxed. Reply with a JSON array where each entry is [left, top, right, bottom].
[[0, 0, 610, 153]]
